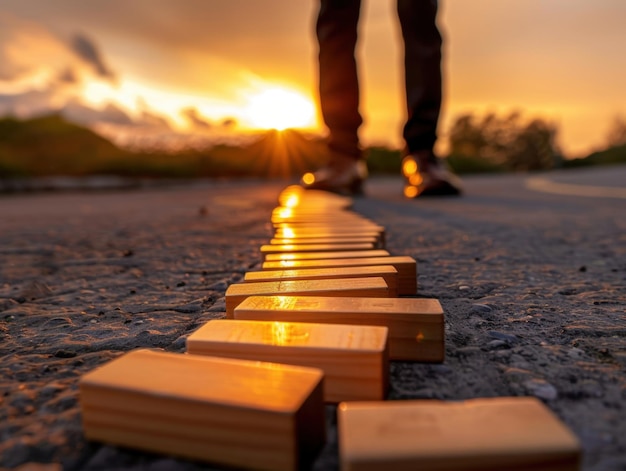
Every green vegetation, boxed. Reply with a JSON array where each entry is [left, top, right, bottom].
[[1, 113, 625, 181], [0, 115, 327, 179], [562, 144, 626, 169]]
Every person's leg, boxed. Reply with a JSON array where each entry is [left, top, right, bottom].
[[317, 0, 363, 159], [301, 0, 366, 195], [397, 0, 442, 156], [397, 0, 461, 196]]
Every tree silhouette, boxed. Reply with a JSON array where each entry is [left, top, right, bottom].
[[448, 112, 561, 171], [604, 115, 626, 148]]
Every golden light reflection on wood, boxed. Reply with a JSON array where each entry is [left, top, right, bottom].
[[225, 277, 390, 318], [264, 249, 390, 262], [261, 243, 376, 257], [261, 255, 416, 295], [186, 320, 389, 402], [245, 265, 398, 296], [277, 207, 293, 219], [234, 295, 444, 362], [283, 194, 300, 208]]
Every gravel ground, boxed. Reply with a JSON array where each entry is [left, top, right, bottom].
[[1, 174, 625, 471]]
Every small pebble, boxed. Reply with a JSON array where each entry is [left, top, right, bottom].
[[208, 281, 229, 291], [456, 346, 481, 357], [470, 303, 493, 314], [524, 379, 558, 401], [488, 331, 519, 344], [485, 339, 507, 350], [568, 347, 585, 359]]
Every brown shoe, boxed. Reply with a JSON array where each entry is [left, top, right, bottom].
[[300, 152, 367, 196], [402, 151, 462, 198]]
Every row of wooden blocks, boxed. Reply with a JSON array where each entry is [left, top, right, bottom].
[[79, 186, 581, 470]]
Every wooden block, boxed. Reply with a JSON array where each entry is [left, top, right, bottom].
[[274, 221, 384, 231], [187, 320, 389, 402], [262, 256, 416, 296], [264, 249, 390, 262], [272, 214, 374, 225], [278, 185, 352, 210], [275, 224, 385, 236], [225, 278, 390, 318], [274, 229, 385, 249], [337, 397, 581, 471], [272, 209, 364, 220], [270, 236, 380, 247], [79, 349, 325, 471], [234, 296, 443, 362], [272, 207, 369, 220], [274, 228, 383, 238], [245, 265, 399, 297], [273, 208, 361, 217], [261, 243, 375, 257], [275, 223, 382, 231]]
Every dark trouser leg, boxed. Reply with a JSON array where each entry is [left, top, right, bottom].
[[317, 0, 363, 159], [397, 0, 442, 156]]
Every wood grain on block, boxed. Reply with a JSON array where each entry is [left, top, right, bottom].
[[274, 228, 383, 237], [262, 256, 416, 296], [272, 215, 374, 225], [274, 222, 384, 232], [187, 320, 389, 402], [270, 236, 380, 246], [274, 230, 384, 247], [245, 265, 398, 297], [79, 349, 325, 471], [264, 249, 390, 262], [337, 397, 581, 471], [234, 296, 443, 362], [225, 278, 390, 318], [261, 243, 375, 256]]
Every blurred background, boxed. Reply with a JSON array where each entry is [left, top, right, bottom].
[[1, 0, 625, 179]]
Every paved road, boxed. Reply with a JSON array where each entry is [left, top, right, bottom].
[[1, 166, 625, 470]]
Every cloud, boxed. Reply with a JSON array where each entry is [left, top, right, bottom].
[[0, 13, 132, 130], [181, 107, 212, 130], [69, 33, 116, 81], [0, 89, 58, 118], [57, 67, 79, 84], [61, 99, 134, 126], [0, 14, 117, 92], [137, 110, 171, 130]]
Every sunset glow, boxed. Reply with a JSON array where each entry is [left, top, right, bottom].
[[243, 87, 316, 131], [1, 1, 626, 156]]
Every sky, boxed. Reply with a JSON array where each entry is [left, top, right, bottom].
[[1, 0, 625, 156]]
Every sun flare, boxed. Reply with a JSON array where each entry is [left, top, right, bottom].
[[244, 87, 315, 131]]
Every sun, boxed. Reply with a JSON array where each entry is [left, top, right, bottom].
[[244, 87, 316, 131]]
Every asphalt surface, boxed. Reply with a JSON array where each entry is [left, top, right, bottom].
[[1, 165, 625, 470]]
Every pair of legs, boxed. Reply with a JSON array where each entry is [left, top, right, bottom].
[[304, 0, 460, 196], [318, 0, 442, 159]]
